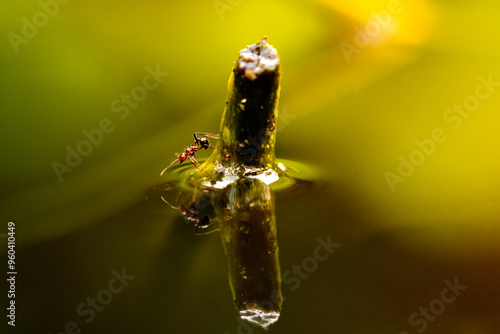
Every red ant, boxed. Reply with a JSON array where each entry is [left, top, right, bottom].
[[160, 132, 220, 176], [160, 194, 219, 235]]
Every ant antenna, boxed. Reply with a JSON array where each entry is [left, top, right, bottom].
[[160, 195, 177, 209], [160, 155, 179, 176]]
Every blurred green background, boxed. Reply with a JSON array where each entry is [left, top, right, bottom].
[[1, 0, 499, 333]]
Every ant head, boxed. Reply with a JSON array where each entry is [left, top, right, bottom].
[[179, 153, 187, 163], [178, 204, 188, 214]]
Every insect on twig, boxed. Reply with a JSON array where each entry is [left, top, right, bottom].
[[160, 194, 219, 235], [160, 132, 220, 176]]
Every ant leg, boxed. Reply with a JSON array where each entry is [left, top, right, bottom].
[[195, 132, 220, 140], [189, 186, 206, 204], [194, 227, 220, 235], [194, 218, 220, 235], [188, 156, 201, 169]]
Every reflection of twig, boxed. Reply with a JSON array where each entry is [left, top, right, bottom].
[[215, 179, 281, 329]]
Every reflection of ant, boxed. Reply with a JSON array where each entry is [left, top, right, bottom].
[[161, 194, 219, 235], [160, 132, 220, 176]]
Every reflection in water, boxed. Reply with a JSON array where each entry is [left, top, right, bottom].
[[160, 177, 281, 328], [214, 179, 281, 328], [157, 37, 296, 328]]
